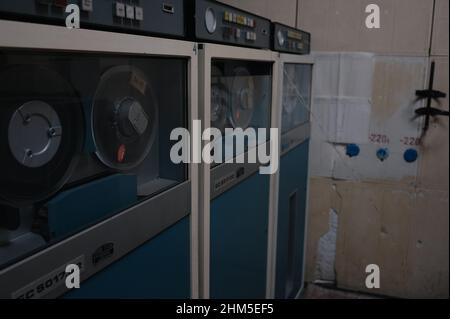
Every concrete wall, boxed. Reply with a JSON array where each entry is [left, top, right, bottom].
[[297, 0, 434, 55], [218, 0, 448, 298], [299, 0, 449, 298]]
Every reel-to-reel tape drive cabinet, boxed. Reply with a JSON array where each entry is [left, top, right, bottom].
[[190, 0, 278, 299], [272, 24, 313, 299], [0, 1, 198, 299]]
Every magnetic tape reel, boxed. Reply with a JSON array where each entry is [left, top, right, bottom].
[[0, 64, 84, 207], [229, 67, 255, 130], [211, 65, 230, 132], [210, 65, 257, 132], [92, 65, 158, 171]]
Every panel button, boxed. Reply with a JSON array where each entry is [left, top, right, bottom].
[[235, 28, 241, 39], [81, 0, 93, 12], [115, 2, 125, 18], [126, 4, 135, 19], [237, 15, 245, 25], [246, 31, 256, 41], [135, 6, 144, 21], [224, 11, 231, 22]]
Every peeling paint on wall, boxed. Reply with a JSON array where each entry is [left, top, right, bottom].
[[315, 209, 339, 282]]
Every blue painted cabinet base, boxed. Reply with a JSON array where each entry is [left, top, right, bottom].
[[64, 217, 191, 299], [210, 173, 270, 299], [275, 141, 309, 299]]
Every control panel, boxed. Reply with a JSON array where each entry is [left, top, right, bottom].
[[0, 0, 185, 38], [188, 0, 271, 49], [272, 23, 310, 55]]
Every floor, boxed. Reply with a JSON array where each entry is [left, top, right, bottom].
[[300, 284, 381, 299]]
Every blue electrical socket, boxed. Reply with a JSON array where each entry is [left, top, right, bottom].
[[346, 144, 360, 158], [404, 149, 419, 163], [376, 148, 390, 162]]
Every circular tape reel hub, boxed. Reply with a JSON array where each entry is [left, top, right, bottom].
[[8, 101, 62, 168]]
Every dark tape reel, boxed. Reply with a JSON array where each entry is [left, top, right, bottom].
[[0, 65, 84, 207]]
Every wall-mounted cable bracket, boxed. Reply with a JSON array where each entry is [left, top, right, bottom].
[[415, 61, 449, 132]]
